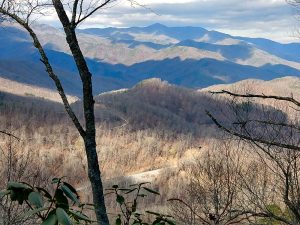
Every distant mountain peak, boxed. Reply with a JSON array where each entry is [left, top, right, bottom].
[[146, 23, 167, 29]]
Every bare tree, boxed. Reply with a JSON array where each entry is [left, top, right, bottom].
[[0, 1, 135, 224], [206, 90, 300, 225], [0, 135, 49, 225], [169, 141, 256, 225]]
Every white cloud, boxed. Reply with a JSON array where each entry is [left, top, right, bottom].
[[38, 0, 300, 43], [135, 0, 197, 4]]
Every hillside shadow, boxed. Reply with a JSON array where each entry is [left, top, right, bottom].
[[176, 40, 253, 61]]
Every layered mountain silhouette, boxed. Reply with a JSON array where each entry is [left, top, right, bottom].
[[0, 23, 300, 97]]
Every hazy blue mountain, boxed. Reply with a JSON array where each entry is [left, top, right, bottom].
[[120, 57, 300, 86], [111, 39, 171, 50], [0, 23, 299, 97], [235, 37, 300, 62], [79, 23, 300, 62], [78, 23, 208, 41]]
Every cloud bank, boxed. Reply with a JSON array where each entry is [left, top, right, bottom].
[[39, 0, 300, 43]]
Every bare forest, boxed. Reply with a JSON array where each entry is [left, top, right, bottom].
[[0, 77, 299, 225]]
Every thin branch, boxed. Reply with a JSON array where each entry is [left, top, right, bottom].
[[168, 198, 211, 225], [232, 120, 300, 131], [0, 131, 20, 140], [71, 0, 79, 27], [229, 209, 293, 225], [210, 90, 300, 108], [206, 111, 300, 151], [75, 0, 114, 26]]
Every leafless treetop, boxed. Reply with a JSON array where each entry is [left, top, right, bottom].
[[0, 0, 135, 27]]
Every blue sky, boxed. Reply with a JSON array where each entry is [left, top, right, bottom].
[[40, 0, 300, 43]]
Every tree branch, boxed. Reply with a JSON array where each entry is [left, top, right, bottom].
[[75, 0, 114, 26], [71, 0, 79, 27], [0, 131, 20, 140], [168, 198, 211, 225], [210, 90, 300, 108], [206, 111, 300, 151], [232, 119, 300, 131]]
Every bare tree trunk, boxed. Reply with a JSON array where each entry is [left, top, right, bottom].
[[52, 1, 109, 224]]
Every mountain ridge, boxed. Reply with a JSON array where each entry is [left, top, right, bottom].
[[0, 22, 299, 96]]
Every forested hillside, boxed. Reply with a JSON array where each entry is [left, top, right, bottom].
[[0, 77, 299, 223]]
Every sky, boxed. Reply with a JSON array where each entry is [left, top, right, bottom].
[[40, 0, 300, 43]]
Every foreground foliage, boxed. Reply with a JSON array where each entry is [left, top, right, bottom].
[[0, 179, 176, 225], [0, 178, 93, 225], [106, 183, 175, 225]]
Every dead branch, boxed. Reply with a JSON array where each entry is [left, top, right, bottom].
[[210, 90, 300, 108], [206, 111, 300, 151]]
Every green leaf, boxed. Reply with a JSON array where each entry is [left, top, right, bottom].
[[55, 189, 69, 210], [69, 210, 93, 222], [9, 188, 27, 204], [10, 189, 17, 201], [152, 219, 163, 225], [164, 218, 176, 225], [116, 194, 125, 205], [28, 191, 43, 208], [142, 187, 160, 195], [17, 193, 25, 205], [41, 214, 58, 225], [19, 181, 34, 189], [52, 178, 60, 184], [152, 219, 162, 225], [37, 187, 52, 200], [23, 188, 32, 203], [61, 185, 79, 204], [7, 182, 29, 190], [115, 217, 121, 225], [62, 182, 79, 198], [56, 208, 72, 225]]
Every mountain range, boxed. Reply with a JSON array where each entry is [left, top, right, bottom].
[[0, 22, 300, 97]]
